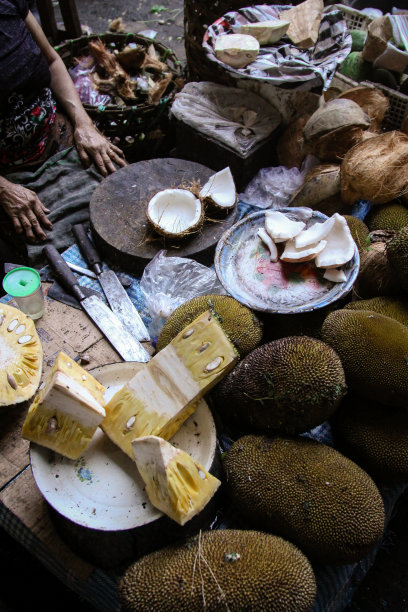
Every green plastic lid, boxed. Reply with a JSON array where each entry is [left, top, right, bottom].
[[2, 267, 41, 297]]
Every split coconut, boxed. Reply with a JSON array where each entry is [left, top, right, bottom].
[[146, 167, 237, 239], [214, 33, 260, 69]]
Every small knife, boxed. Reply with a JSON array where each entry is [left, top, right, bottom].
[[44, 245, 151, 363], [72, 224, 150, 342]]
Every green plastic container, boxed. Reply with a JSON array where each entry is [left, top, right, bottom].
[[3, 267, 44, 320]]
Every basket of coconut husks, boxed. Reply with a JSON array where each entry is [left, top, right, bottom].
[[55, 33, 184, 158]]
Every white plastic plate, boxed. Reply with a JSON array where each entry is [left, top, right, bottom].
[[30, 361, 217, 531]]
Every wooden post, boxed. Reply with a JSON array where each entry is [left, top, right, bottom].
[[59, 0, 82, 39]]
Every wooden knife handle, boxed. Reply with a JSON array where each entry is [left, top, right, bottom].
[[43, 244, 85, 302], [72, 224, 102, 274]]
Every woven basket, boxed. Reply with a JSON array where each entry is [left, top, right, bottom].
[[55, 33, 183, 157], [184, 1, 304, 83]]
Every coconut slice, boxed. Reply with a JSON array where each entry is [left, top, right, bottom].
[[315, 213, 356, 268], [199, 167, 237, 213], [235, 20, 290, 45], [265, 210, 306, 243], [257, 228, 278, 262], [214, 34, 260, 69], [147, 189, 202, 238], [281, 239, 327, 263], [295, 216, 335, 249], [323, 268, 347, 283]]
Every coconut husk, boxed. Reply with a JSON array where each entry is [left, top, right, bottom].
[[276, 114, 311, 169], [303, 98, 371, 142], [116, 46, 167, 72], [290, 163, 340, 207], [307, 125, 364, 162], [337, 87, 389, 132], [312, 194, 348, 217], [362, 16, 393, 63], [89, 39, 136, 99], [354, 240, 400, 299], [340, 131, 408, 206]]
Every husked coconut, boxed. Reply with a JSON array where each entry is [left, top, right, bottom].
[[147, 189, 202, 238], [257, 228, 278, 262], [290, 164, 341, 207], [315, 213, 356, 268], [214, 34, 260, 69], [281, 238, 327, 263], [337, 86, 389, 133], [303, 98, 371, 143], [323, 268, 347, 282], [236, 20, 290, 45], [199, 167, 236, 213], [265, 210, 305, 243], [295, 215, 335, 248]]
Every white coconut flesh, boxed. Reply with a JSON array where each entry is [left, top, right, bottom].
[[295, 216, 335, 249], [281, 238, 327, 263], [147, 189, 202, 236], [214, 34, 260, 69], [199, 167, 237, 210], [265, 210, 306, 243], [237, 20, 290, 45], [257, 228, 278, 262], [315, 213, 356, 269], [323, 268, 347, 283]]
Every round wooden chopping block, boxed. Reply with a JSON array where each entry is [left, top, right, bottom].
[[90, 158, 238, 274]]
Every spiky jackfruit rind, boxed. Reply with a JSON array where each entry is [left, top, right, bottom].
[[367, 203, 408, 233], [223, 435, 385, 565], [321, 309, 408, 408], [343, 215, 370, 253], [118, 529, 317, 612], [156, 294, 263, 357], [212, 336, 347, 436], [132, 436, 221, 525], [0, 303, 42, 409], [386, 226, 408, 292], [331, 395, 408, 484], [102, 311, 238, 458], [344, 296, 408, 326]]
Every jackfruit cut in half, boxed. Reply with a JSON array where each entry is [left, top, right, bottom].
[[41, 351, 106, 406], [132, 436, 221, 525], [102, 310, 238, 459], [22, 370, 106, 460], [0, 303, 43, 408]]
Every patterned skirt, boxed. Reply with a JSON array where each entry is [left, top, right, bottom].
[[0, 87, 56, 169]]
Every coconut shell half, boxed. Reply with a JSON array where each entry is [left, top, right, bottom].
[[146, 188, 203, 239], [303, 98, 371, 142], [337, 86, 389, 133]]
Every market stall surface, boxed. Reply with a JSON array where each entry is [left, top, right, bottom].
[[1, 0, 408, 611]]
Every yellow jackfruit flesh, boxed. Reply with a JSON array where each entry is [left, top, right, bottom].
[[132, 436, 221, 525], [22, 353, 106, 459], [0, 303, 43, 408], [102, 311, 238, 458]]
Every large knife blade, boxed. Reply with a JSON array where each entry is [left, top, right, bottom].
[[72, 225, 150, 342], [44, 245, 151, 363]]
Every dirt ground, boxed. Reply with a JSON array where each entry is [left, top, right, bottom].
[[0, 1, 407, 611]]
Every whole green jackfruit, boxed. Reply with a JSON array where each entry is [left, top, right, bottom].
[[212, 336, 346, 435], [223, 435, 385, 565], [321, 309, 408, 408], [367, 203, 408, 232], [156, 294, 263, 357], [344, 296, 408, 326], [118, 529, 317, 612], [386, 226, 408, 292], [331, 394, 408, 484], [342, 215, 369, 253]]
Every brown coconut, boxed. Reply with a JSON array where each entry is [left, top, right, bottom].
[[341, 131, 408, 206], [337, 87, 389, 132], [306, 125, 365, 162], [290, 164, 340, 207], [354, 237, 400, 299], [276, 114, 311, 169], [303, 98, 371, 142]]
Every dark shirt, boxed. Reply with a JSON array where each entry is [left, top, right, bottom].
[[0, 0, 51, 104]]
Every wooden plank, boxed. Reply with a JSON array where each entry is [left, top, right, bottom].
[[59, 0, 82, 39], [36, 0, 59, 43]]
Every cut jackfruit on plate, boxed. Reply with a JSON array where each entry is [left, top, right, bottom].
[[29, 362, 218, 531], [0, 303, 43, 408], [215, 208, 359, 314]]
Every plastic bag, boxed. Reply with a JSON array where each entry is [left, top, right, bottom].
[[139, 250, 227, 338], [69, 58, 112, 107], [238, 155, 318, 209]]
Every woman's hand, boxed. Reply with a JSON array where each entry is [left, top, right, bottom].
[[74, 124, 127, 177], [0, 179, 52, 241]]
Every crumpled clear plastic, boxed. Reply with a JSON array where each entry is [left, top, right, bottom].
[[139, 250, 227, 338], [238, 155, 319, 209], [69, 58, 112, 106]]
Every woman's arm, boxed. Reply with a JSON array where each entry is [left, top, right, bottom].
[[25, 11, 127, 177]]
